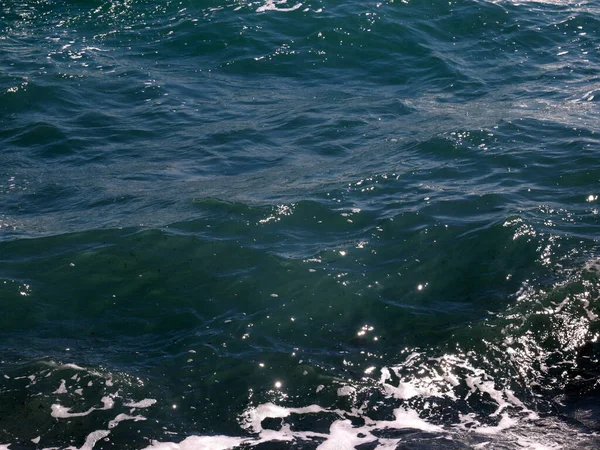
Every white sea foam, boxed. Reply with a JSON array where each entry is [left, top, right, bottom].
[[51, 404, 96, 418], [108, 413, 146, 429], [51, 395, 116, 418], [315, 420, 376, 449], [124, 398, 157, 408], [142, 435, 247, 450], [53, 379, 68, 394], [256, 0, 302, 12], [65, 430, 110, 450]]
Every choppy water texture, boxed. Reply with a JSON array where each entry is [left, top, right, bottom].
[[2, 0, 600, 448]]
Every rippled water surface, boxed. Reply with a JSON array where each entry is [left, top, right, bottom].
[[2, 0, 600, 448]]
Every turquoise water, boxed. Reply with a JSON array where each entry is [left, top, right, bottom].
[[2, 0, 600, 448]]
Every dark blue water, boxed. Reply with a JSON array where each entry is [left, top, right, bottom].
[[2, 0, 600, 448]]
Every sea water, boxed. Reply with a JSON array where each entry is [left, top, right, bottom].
[[2, 0, 600, 448]]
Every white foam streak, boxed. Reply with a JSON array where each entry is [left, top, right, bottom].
[[108, 413, 146, 429], [240, 399, 443, 449], [242, 403, 329, 433], [141, 435, 247, 450], [316, 420, 376, 450], [387, 407, 443, 432], [41, 361, 86, 372], [124, 398, 157, 408], [65, 430, 110, 450], [256, 0, 302, 12], [51, 404, 95, 418], [51, 395, 115, 418], [59, 363, 87, 371]]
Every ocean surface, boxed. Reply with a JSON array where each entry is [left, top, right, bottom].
[[2, 0, 600, 448]]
